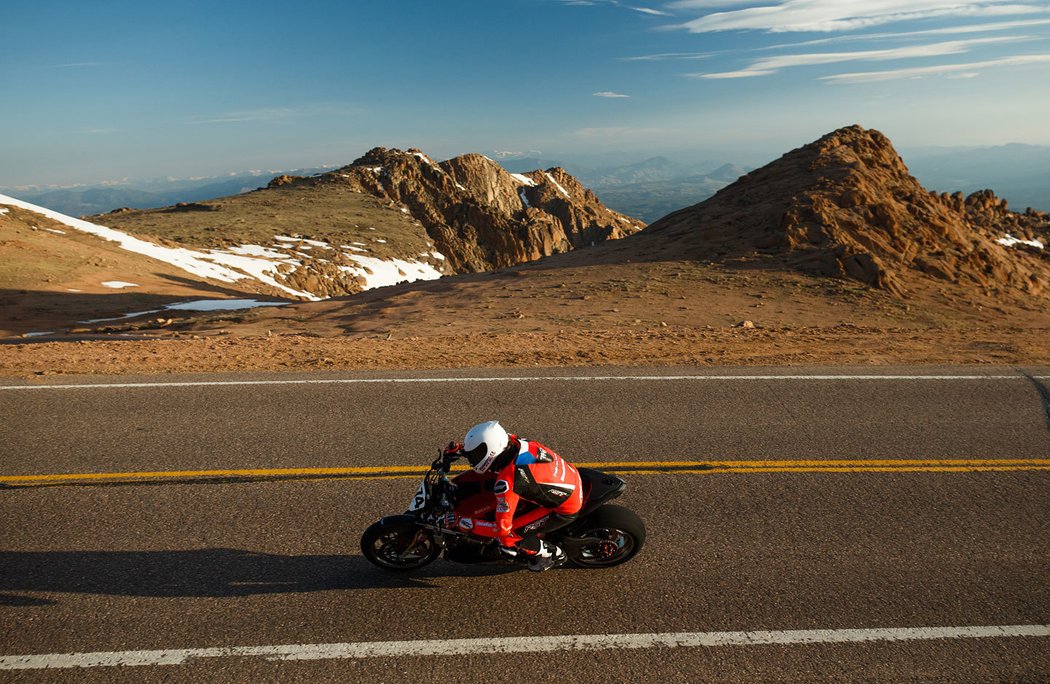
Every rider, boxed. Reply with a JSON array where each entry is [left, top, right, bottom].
[[447, 420, 583, 572]]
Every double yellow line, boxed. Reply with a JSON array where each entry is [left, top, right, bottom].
[[2, 459, 1048, 489]]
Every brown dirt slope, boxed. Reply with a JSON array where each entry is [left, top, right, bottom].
[[0, 205, 276, 336], [93, 182, 446, 299], [638, 125, 1050, 299]]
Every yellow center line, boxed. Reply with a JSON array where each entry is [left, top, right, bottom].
[[2, 459, 1049, 488]]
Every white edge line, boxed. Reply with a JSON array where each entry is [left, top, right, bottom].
[[0, 375, 1047, 390], [2, 625, 1047, 669]]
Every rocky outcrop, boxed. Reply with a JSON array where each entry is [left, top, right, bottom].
[[643, 125, 1049, 297], [310, 147, 642, 272], [267, 174, 303, 189]]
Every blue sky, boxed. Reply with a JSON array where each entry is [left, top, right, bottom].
[[3, 0, 1049, 186]]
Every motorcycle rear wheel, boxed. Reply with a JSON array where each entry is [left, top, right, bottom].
[[361, 519, 442, 571], [565, 504, 645, 568]]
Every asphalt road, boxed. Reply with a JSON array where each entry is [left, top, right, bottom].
[[1, 367, 1048, 682]]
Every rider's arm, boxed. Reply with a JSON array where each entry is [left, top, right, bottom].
[[493, 461, 522, 548]]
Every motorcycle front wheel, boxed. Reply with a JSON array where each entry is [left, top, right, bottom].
[[565, 504, 646, 568], [360, 518, 442, 571]]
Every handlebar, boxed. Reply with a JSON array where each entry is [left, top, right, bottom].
[[432, 447, 462, 473]]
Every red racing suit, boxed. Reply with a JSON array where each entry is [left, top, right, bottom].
[[490, 436, 583, 548]]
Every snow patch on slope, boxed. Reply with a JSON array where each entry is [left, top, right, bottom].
[[544, 172, 570, 198], [997, 234, 1044, 249], [0, 193, 447, 300], [0, 193, 318, 300]]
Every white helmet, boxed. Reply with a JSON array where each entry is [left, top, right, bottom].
[[463, 420, 509, 473]]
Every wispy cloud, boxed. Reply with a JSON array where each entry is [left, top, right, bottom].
[[761, 17, 1050, 50], [593, 90, 632, 97], [626, 5, 674, 16], [692, 35, 1025, 78], [186, 108, 297, 125], [821, 52, 1050, 82], [621, 51, 714, 61], [669, 1, 1049, 33], [560, 0, 674, 16]]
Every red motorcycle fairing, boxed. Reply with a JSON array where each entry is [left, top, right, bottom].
[[448, 470, 552, 541]]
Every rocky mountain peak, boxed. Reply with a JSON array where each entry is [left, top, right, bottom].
[[643, 125, 1049, 298], [319, 148, 643, 272]]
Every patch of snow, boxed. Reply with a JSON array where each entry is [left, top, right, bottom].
[[81, 298, 288, 324], [45, 227, 66, 234], [0, 207, 9, 215], [0, 193, 259, 286], [164, 298, 288, 312], [366, 166, 384, 174], [412, 152, 443, 172], [400, 207, 410, 214], [67, 289, 82, 293], [82, 309, 163, 323], [519, 189, 531, 208], [510, 173, 536, 187], [226, 244, 288, 259], [431, 251, 446, 261], [203, 250, 319, 300], [273, 235, 330, 248], [456, 182, 467, 191], [374, 238, 387, 243], [24, 331, 55, 338], [997, 234, 1044, 249], [102, 281, 139, 289], [339, 255, 443, 289], [544, 172, 570, 198]]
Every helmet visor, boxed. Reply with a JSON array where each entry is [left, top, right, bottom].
[[463, 443, 488, 468]]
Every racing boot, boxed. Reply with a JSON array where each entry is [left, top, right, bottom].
[[527, 541, 566, 572]]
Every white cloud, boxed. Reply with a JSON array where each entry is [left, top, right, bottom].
[[669, 1, 1049, 33], [626, 5, 674, 16], [669, 1, 756, 7], [821, 52, 1050, 82], [760, 17, 1050, 50], [693, 35, 1024, 78], [621, 51, 714, 61], [593, 90, 633, 97], [561, 0, 675, 15]]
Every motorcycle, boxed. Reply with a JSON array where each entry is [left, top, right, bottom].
[[361, 450, 646, 571]]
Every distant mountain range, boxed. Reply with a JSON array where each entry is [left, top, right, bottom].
[[900, 144, 1050, 214], [1, 167, 335, 217], [5, 143, 1047, 223], [499, 144, 1050, 222]]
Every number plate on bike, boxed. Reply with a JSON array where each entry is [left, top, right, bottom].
[[407, 480, 428, 512]]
